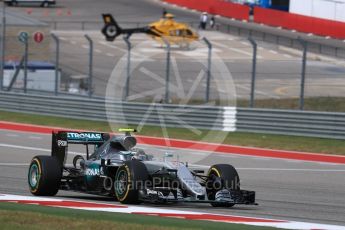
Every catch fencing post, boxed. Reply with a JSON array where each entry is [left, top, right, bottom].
[[123, 34, 132, 101], [298, 38, 308, 110], [0, 2, 6, 91], [23, 36, 28, 93], [248, 37, 257, 108], [162, 38, 171, 104], [51, 33, 60, 96], [85, 34, 93, 98], [202, 37, 212, 103]]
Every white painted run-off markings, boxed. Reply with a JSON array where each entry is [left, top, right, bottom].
[[59, 37, 67, 41], [236, 84, 279, 99], [98, 41, 148, 59], [269, 50, 278, 54], [70, 41, 77, 45], [211, 41, 259, 57], [283, 54, 292, 58], [106, 53, 115, 57], [0, 194, 344, 230], [82, 45, 89, 49]]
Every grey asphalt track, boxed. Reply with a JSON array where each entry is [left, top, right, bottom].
[[0, 129, 344, 226]]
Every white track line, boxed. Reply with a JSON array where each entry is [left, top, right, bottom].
[[28, 136, 42, 140], [189, 164, 345, 172], [0, 163, 29, 166], [237, 168, 345, 172], [1, 129, 344, 165], [6, 134, 18, 137], [1, 143, 344, 173], [0, 143, 85, 156]]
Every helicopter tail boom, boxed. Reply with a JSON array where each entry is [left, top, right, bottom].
[[102, 14, 154, 41], [102, 14, 122, 41]]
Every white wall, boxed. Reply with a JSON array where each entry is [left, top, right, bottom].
[[335, 2, 345, 22], [289, 0, 345, 22], [3, 70, 61, 91], [290, 0, 313, 16]]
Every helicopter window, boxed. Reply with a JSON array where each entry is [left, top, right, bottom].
[[185, 29, 193, 36]]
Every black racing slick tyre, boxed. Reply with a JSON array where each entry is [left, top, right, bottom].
[[114, 160, 149, 204], [206, 164, 240, 207], [28, 156, 62, 196]]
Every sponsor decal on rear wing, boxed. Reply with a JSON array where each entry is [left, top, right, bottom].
[[52, 131, 110, 166], [54, 131, 110, 145], [67, 132, 104, 142]]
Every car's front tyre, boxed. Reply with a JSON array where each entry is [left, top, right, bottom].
[[206, 164, 240, 207]]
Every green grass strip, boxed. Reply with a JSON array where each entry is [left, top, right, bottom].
[[0, 110, 344, 155], [0, 202, 277, 230], [238, 97, 345, 112]]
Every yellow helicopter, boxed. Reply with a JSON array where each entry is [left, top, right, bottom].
[[101, 13, 199, 46]]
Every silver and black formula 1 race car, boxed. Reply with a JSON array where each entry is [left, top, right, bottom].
[[28, 129, 256, 207]]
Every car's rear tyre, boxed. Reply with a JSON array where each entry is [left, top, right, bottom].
[[28, 155, 62, 196], [206, 164, 240, 207], [114, 160, 148, 204]]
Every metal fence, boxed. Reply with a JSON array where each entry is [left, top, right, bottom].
[[215, 20, 345, 59], [43, 20, 345, 58], [1, 22, 345, 113], [237, 108, 345, 139], [0, 92, 235, 131], [0, 92, 344, 139], [2, 32, 345, 107]]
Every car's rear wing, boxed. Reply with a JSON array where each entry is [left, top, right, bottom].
[[51, 131, 110, 167]]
